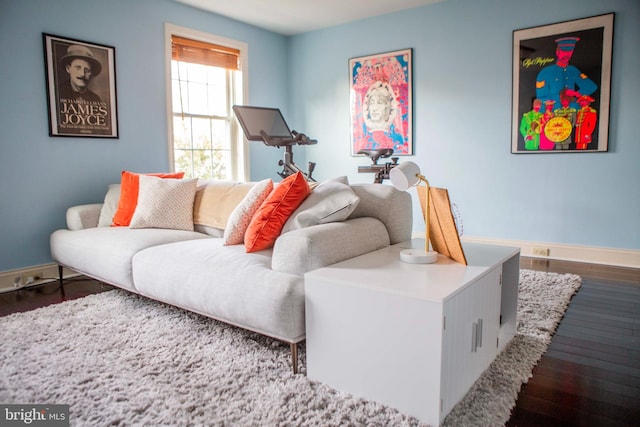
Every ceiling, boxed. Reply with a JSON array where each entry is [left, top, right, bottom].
[[175, 0, 445, 36]]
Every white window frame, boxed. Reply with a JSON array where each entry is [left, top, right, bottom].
[[164, 23, 249, 181]]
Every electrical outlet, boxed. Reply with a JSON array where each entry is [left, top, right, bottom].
[[22, 272, 43, 286], [531, 247, 550, 256]]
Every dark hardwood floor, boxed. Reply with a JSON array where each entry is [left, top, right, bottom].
[[0, 276, 114, 317], [1, 258, 639, 426], [507, 258, 640, 427]]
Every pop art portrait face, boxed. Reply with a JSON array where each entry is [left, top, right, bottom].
[[363, 81, 398, 132]]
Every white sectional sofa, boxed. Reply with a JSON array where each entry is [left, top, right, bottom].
[[50, 174, 412, 373]]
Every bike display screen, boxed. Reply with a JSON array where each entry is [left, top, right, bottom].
[[233, 105, 293, 141]]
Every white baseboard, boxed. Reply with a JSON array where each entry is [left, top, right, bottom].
[[459, 236, 640, 269], [0, 263, 79, 293], [2, 238, 638, 292], [409, 232, 639, 268]]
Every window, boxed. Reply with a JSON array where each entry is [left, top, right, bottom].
[[166, 25, 248, 181]]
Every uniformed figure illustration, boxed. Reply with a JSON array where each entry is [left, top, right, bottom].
[[553, 89, 577, 150], [58, 44, 102, 103], [519, 98, 543, 150], [574, 95, 597, 149], [538, 99, 556, 151], [536, 37, 597, 112]]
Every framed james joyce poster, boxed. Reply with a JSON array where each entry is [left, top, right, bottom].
[[43, 33, 119, 138], [511, 13, 614, 153], [349, 48, 413, 156]]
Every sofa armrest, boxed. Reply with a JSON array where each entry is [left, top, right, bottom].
[[66, 203, 103, 230], [272, 217, 390, 276]]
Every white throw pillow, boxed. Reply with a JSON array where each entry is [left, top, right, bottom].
[[223, 179, 273, 245], [129, 175, 197, 231], [281, 177, 359, 233], [97, 184, 121, 227]]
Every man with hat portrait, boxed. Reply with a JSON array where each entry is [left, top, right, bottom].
[[57, 44, 103, 103], [535, 36, 597, 111]]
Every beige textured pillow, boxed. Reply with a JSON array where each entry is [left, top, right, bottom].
[[129, 175, 197, 231], [193, 181, 255, 229], [223, 179, 273, 245]]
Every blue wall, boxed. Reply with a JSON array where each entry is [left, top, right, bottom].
[[0, 0, 638, 272], [288, 0, 640, 251], [0, 0, 288, 271]]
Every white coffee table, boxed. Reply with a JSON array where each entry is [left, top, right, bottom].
[[304, 240, 520, 426]]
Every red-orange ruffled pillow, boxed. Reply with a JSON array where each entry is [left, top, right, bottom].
[[112, 170, 185, 226], [244, 172, 310, 253]]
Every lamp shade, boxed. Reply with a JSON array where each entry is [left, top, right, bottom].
[[389, 161, 421, 191]]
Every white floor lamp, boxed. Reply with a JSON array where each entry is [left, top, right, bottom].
[[389, 161, 439, 264]]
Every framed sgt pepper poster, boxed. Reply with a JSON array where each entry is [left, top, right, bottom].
[[43, 33, 119, 138], [511, 13, 613, 153]]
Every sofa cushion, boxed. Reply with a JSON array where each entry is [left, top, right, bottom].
[[97, 184, 121, 227], [50, 227, 209, 291], [112, 171, 185, 226], [193, 180, 254, 229], [223, 179, 273, 245], [349, 184, 413, 244], [133, 239, 305, 342], [281, 177, 359, 233], [273, 217, 390, 276], [129, 176, 198, 231], [244, 172, 310, 253], [194, 224, 225, 237]]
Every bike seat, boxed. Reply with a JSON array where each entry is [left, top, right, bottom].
[[357, 149, 394, 164]]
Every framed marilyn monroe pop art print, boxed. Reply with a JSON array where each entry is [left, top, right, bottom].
[[350, 48, 413, 156]]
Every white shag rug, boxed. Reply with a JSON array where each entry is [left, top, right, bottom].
[[0, 269, 581, 427]]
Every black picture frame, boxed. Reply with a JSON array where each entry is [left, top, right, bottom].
[[511, 13, 614, 153], [43, 33, 119, 138]]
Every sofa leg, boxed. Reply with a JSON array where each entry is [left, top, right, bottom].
[[290, 342, 298, 374], [57, 265, 66, 298]]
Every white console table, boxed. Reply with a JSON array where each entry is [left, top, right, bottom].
[[304, 240, 520, 426]]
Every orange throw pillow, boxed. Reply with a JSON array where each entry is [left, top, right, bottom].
[[111, 170, 185, 226], [244, 172, 310, 253]]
